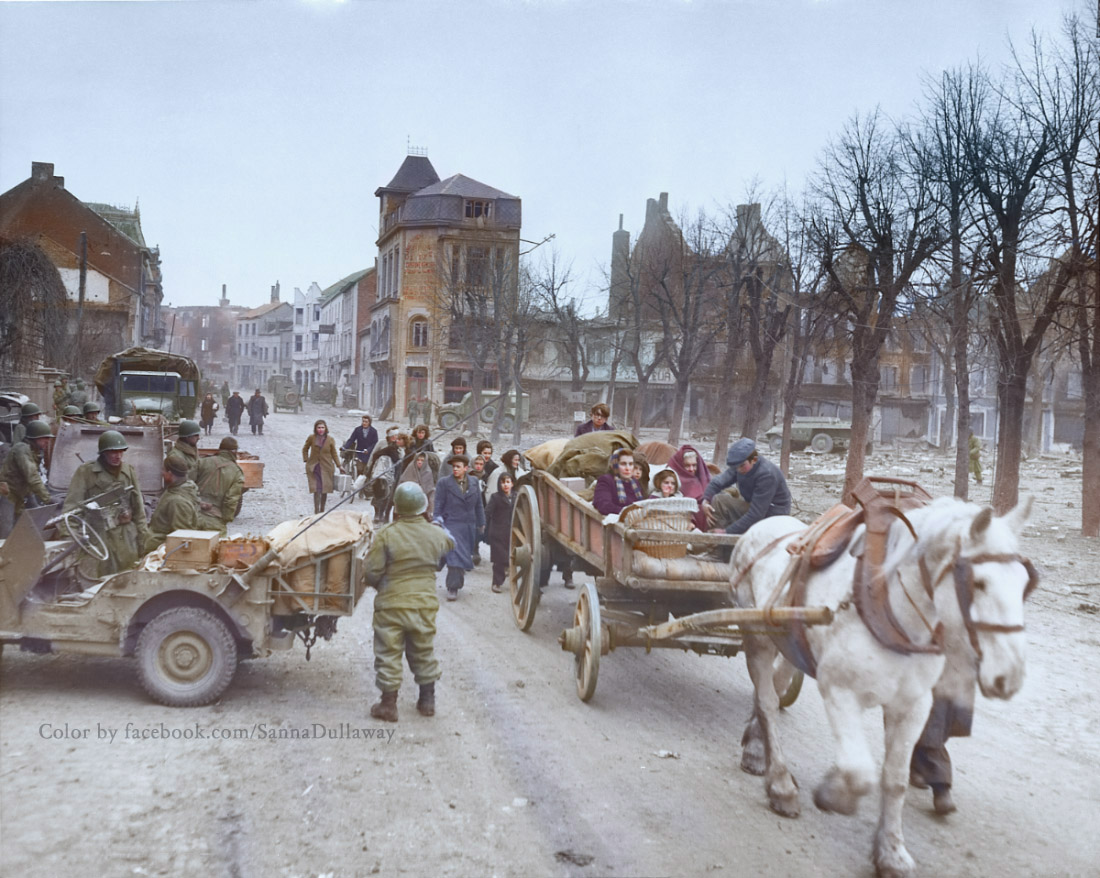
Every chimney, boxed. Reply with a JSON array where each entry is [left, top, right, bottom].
[[271, 280, 281, 304], [658, 192, 668, 212], [31, 162, 54, 181], [219, 284, 229, 307]]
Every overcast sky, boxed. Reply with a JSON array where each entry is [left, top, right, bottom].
[[0, 0, 1079, 312]]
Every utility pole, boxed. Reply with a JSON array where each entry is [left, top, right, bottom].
[[74, 230, 87, 375]]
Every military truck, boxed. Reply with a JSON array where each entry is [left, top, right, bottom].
[[310, 382, 338, 405], [0, 494, 371, 706], [765, 417, 871, 454], [436, 391, 530, 433], [94, 347, 200, 420], [267, 374, 301, 412]]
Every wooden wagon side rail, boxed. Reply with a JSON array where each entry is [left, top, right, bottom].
[[534, 470, 608, 573]]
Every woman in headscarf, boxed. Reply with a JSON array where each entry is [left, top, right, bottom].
[[592, 448, 645, 516], [399, 449, 437, 516], [302, 419, 343, 514], [648, 467, 682, 499], [668, 444, 711, 531]]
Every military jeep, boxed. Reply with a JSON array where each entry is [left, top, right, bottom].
[[267, 374, 301, 413]]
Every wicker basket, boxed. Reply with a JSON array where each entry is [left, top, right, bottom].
[[621, 497, 698, 559]]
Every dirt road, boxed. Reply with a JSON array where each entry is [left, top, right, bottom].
[[2, 405, 1097, 877]]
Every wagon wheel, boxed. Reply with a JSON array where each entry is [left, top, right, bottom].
[[509, 484, 542, 631], [569, 581, 602, 702], [768, 436, 783, 453], [810, 433, 834, 453]]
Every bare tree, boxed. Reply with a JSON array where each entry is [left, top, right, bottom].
[[612, 255, 669, 434], [645, 209, 727, 445], [814, 110, 943, 502], [0, 237, 68, 378], [528, 251, 587, 392]]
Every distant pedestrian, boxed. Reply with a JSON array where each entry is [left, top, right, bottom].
[[247, 389, 268, 435], [226, 391, 245, 434], [303, 419, 342, 514], [483, 473, 515, 593], [220, 381, 230, 411], [968, 432, 983, 485], [199, 392, 219, 435]]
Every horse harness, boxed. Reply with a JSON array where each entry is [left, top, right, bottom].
[[734, 477, 1038, 676]]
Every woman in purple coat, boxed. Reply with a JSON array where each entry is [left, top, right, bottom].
[[592, 449, 645, 516]]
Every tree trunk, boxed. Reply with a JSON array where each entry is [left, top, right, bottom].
[[951, 287, 969, 498], [712, 346, 739, 464], [631, 375, 649, 435], [843, 361, 878, 503], [992, 374, 1027, 514], [667, 379, 688, 446], [1083, 369, 1100, 537], [740, 351, 774, 440]]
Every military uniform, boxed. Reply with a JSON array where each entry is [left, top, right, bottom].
[[144, 480, 200, 553], [364, 515, 454, 693], [63, 459, 151, 577], [165, 439, 200, 483], [968, 434, 982, 485], [194, 451, 244, 535], [0, 441, 51, 515]]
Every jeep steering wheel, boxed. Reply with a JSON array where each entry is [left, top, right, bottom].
[[61, 511, 110, 562]]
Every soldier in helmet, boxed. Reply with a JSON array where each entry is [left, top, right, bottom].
[[53, 379, 71, 417], [82, 401, 109, 426], [13, 402, 44, 446], [0, 419, 54, 519], [166, 420, 202, 482], [363, 481, 455, 723], [69, 378, 89, 411], [194, 436, 244, 535], [61, 405, 84, 424], [62, 430, 152, 576], [144, 456, 200, 553]]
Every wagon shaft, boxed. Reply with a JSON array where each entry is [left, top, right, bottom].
[[639, 606, 834, 642]]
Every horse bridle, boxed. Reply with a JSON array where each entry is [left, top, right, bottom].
[[948, 551, 1039, 660]]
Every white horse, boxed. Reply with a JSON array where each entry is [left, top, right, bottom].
[[731, 496, 1036, 877]]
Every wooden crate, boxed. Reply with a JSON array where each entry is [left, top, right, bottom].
[[163, 530, 221, 570], [238, 459, 264, 489]]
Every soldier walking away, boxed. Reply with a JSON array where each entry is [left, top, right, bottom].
[[364, 482, 454, 722], [226, 390, 245, 434], [194, 436, 244, 535], [0, 420, 54, 529], [247, 389, 268, 435], [968, 431, 983, 485], [144, 456, 200, 553], [166, 420, 202, 483], [62, 430, 152, 577], [432, 453, 484, 601]]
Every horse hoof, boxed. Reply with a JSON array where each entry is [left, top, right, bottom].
[[768, 794, 801, 819], [813, 782, 859, 816], [874, 843, 916, 877], [932, 787, 956, 815], [741, 749, 766, 776]]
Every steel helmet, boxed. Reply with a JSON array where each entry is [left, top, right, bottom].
[[21, 402, 41, 417], [83, 401, 101, 414], [25, 420, 53, 439], [393, 482, 428, 516], [63, 405, 83, 416], [178, 420, 201, 438], [98, 430, 129, 452]]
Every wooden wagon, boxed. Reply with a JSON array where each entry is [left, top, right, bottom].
[[509, 470, 831, 701]]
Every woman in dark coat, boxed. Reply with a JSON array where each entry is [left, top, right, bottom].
[[302, 419, 343, 514], [592, 449, 645, 516], [482, 472, 515, 593], [199, 393, 219, 435]]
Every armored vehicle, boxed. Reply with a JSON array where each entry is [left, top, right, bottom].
[[765, 417, 870, 454]]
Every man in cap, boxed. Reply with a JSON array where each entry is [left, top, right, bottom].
[[0, 419, 54, 519], [166, 420, 202, 483], [226, 390, 245, 434], [63, 430, 152, 576], [363, 481, 454, 722], [702, 438, 791, 536], [13, 402, 44, 446], [82, 401, 109, 426], [144, 455, 200, 553], [194, 436, 244, 535]]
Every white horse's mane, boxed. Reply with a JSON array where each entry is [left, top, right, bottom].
[[880, 496, 980, 581]]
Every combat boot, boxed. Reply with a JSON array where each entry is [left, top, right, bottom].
[[370, 690, 399, 723], [417, 683, 436, 717]]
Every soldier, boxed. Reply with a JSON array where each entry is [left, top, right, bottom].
[[166, 420, 201, 483], [968, 431, 983, 485], [363, 482, 454, 722], [61, 405, 84, 424], [194, 436, 244, 535], [52, 379, 70, 417], [62, 430, 152, 577], [0, 420, 54, 518], [220, 380, 230, 411], [13, 402, 45, 445], [144, 456, 200, 553], [69, 379, 89, 411], [82, 401, 109, 426]]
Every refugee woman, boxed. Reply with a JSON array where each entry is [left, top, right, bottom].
[[303, 419, 342, 514]]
